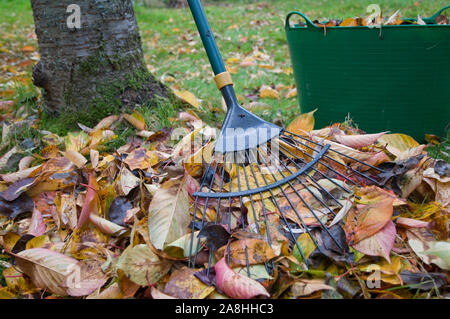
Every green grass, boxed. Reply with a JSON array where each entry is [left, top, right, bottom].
[[426, 128, 450, 163], [0, 0, 447, 146]]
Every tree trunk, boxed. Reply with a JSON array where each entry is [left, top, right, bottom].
[[31, 0, 171, 125]]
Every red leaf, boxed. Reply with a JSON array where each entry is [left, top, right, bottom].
[[28, 208, 46, 236], [334, 132, 388, 149], [353, 220, 396, 262], [77, 175, 98, 229], [214, 257, 270, 299], [396, 217, 429, 229]]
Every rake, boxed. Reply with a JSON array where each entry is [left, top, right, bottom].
[[186, 0, 384, 275]]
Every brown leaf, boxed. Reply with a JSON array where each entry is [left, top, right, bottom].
[[216, 238, 277, 267], [344, 189, 394, 245], [164, 267, 214, 299]]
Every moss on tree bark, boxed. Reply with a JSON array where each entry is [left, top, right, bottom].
[[31, 0, 174, 131]]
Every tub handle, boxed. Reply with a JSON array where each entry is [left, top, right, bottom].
[[285, 11, 319, 29], [426, 5, 450, 23]]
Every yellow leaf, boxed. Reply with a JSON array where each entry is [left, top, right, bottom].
[[378, 134, 420, 159], [20, 45, 35, 53], [123, 112, 146, 131], [286, 109, 317, 135], [64, 131, 90, 152], [258, 64, 274, 70], [227, 57, 240, 64], [173, 90, 201, 109], [63, 150, 87, 168], [259, 85, 279, 99], [340, 18, 359, 27], [285, 88, 297, 99]]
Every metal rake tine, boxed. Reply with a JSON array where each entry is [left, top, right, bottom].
[[277, 149, 340, 215], [227, 157, 233, 266], [267, 154, 344, 251], [281, 132, 382, 185], [240, 157, 261, 235], [245, 150, 272, 247], [284, 130, 386, 172], [256, 147, 325, 253], [280, 135, 364, 187], [251, 149, 311, 267], [278, 142, 353, 196], [259, 145, 340, 227], [244, 150, 276, 275], [274, 147, 339, 212], [234, 151, 246, 231], [234, 151, 252, 278], [206, 156, 228, 276], [190, 156, 221, 267], [189, 153, 220, 267]]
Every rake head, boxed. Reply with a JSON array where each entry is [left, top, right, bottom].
[[188, 107, 384, 274]]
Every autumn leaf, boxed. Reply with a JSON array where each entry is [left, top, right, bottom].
[[14, 248, 107, 296], [116, 244, 171, 286], [215, 238, 277, 267], [173, 90, 201, 108], [163, 267, 215, 299], [215, 257, 270, 299], [352, 220, 396, 262], [259, 85, 279, 99], [77, 175, 99, 229], [147, 175, 191, 250], [334, 132, 388, 149], [344, 195, 394, 245], [286, 109, 317, 135], [123, 111, 146, 131]]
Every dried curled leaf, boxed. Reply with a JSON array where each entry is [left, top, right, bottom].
[[214, 257, 270, 299], [148, 175, 190, 250], [14, 248, 107, 296], [116, 244, 171, 286], [334, 132, 387, 149]]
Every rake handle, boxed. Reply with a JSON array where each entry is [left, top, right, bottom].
[[187, 0, 227, 76]]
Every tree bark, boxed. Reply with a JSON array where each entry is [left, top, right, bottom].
[[31, 0, 171, 123]]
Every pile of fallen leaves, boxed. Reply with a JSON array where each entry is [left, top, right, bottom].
[[0, 107, 448, 299], [302, 9, 450, 28]]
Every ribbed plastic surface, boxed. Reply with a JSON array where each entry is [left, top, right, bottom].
[[286, 14, 450, 140]]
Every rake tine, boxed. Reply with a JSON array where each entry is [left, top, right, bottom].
[[245, 246, 251, 277], [206, 156, 228, 276], [280, 136, 364, 187], [191, 157, 221, 267], [189, 152, 220, 267], [256, 147, 325, 253], [241, 159, 261, 234], [245, 150, 272, 247], [278, 143, 353, 197], [284, 130, 386, 172], [265, 152, 344, 250], [281, 132, 382, 185], [234, 152, 252, 277], [245, 150, 276, 275], [251, 150, 310, 268], [277, 149, 340, 215], [234, 151, 246, 231], [227, 156, 233, 266]]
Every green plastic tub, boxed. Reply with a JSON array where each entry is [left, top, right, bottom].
[[285, 6, 450, 141]]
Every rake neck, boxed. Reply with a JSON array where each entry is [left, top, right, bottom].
[[188, 0, 239, 110]]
